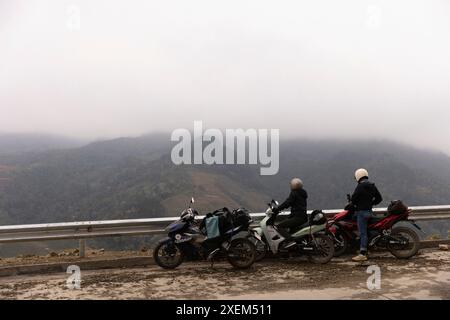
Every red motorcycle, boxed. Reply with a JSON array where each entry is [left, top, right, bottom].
[[327, 196, 421, 258]]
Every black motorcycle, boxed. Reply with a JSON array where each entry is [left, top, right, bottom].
[[153, 198, 257, 269]]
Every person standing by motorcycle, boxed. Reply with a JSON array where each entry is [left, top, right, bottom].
[[351, 168, 383, 262], [273, 178, 308, 238]]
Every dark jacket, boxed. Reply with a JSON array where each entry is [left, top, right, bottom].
[[351, 178, 382, 211], [277, 188, 308, 217]]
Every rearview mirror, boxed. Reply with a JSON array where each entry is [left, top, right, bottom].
[[191, 197, 195, 204]]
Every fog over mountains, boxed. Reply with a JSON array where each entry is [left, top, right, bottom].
[[0, 133, 86, 154], [1, 133, 450, 217], [0, 132, 449, 255]]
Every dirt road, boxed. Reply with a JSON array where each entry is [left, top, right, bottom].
[[0, 249, 449, 300]]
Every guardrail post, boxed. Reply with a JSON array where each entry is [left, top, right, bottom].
[[79, 239, 86, 258]]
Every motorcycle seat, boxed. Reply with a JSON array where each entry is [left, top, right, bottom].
[[288, 221, 310, 234]]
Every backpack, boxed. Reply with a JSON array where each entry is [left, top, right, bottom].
[[202, 207, 233, 237], [204, 216, 221, 239], [231, 208, 252, 228], [387, 200, 408, 215]]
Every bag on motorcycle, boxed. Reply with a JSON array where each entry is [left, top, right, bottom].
[[203, 208, 234, 236], [387, 200, 408, 215], [204, 215, 221, 239], [231, 208, 252, 228], [204, 207, 250, 236]]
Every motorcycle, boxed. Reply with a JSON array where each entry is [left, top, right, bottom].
[[250, 200, 335, 264], [153, 198, 257, 269], [328, 195, 421, 258]]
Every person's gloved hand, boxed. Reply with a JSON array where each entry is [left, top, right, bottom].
[[272, 206, 280, 214]]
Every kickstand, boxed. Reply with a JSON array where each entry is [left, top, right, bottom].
[[207, 248, 220, 268]]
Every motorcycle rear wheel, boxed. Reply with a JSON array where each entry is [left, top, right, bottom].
[[308, 234, 335, 264], [227, 238, 256, 269], [388, 226, 420, 259], [153, 242, 185, 269]]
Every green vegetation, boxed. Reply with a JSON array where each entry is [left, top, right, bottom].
[[428, 234, 442, 240], [1, 134, 450, 255]]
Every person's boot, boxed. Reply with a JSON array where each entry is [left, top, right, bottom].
[[352, 250, 368, 262], [276, 227, 296, 252]]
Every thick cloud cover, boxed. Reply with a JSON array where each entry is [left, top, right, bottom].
[[1, 0, 449, 152]]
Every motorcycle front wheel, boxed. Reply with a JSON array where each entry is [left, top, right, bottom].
[[333, 231, 349, 257], [227, 238, 256, 269], [153, 241, 185, 269], [308, 234, 335, 264], [247, 235, 267, 262], [388, 226, 420, 259]]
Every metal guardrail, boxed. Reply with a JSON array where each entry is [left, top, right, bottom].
[[0, 205, 449, 245]]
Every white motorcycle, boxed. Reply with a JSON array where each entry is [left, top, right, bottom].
[[251, 200, 334, 264]]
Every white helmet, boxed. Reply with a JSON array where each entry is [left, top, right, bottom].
[[290, 178, 304, 190], [354, 168, 369, 182]]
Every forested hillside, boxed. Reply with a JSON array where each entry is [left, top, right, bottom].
[[1, 134, 449, 256]]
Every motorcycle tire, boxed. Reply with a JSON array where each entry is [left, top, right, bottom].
[[227, 238, 257, 269], [388, 226, 420, 259], [308, 234, 335, 264], [153, 242, 185, 269], [248, 236, 267, 262], [333, 231, 349, 257]]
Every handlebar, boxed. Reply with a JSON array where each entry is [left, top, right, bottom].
[[267, 199, 279, 210]]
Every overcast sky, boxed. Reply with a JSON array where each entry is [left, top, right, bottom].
[[1, 0, 449, 152]]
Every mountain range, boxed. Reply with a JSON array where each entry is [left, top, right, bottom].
[[0, 133, 449, 256]]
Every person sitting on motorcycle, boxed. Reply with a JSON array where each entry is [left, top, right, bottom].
[[351, 168, 383, 262], [272, 178, 308, 242]]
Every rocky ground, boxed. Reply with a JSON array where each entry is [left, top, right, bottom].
[[0, 248, 150, 266], [0, 248, 449, 300]]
